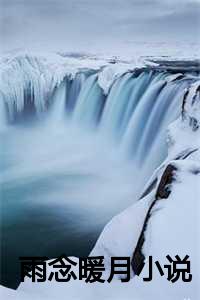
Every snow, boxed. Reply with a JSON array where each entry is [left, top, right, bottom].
[[140, 156, 200, 300], [90, 192, 154, 279], [97, 61, 144, 95], [165, 73, 184, 82]]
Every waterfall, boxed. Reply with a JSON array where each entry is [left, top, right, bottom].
[[49, 72, 88, 125], [119, 71, 154, 135], [2, 57, 199, 290], [1, 59, 198, 190], [72, 74, 106, 127], [0, 94, 7, 131], [66, 72, 87, 113], [122, 79, 167, 156], [2, 66, 195, 170], [100, 72, 135, 138], [49, 79, 68, 124], [42, 69, 192, 182]]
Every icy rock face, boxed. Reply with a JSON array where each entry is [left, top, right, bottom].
[[0, 54, 64, 119], [181, 80, 200, 133], [0, 52, 108, 120], [167, 80, 200, 158]]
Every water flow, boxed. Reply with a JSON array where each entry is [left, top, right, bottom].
[[66, 73, 87, 113], [137, 82, 181, 159], [72, 74, 105, 127], [122, 78, 167, 157], [49, 79, 68, 124], [100, 72, 134, 139], [0, 94, 7, 131], [119, 71, 154, 134]]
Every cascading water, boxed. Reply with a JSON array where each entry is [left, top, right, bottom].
[[0, 93, 7, 131], [73, 74, 106, 127], [0, 55, 198, 288], [49, 79, 68, 124], [66, 72, 87, 114]]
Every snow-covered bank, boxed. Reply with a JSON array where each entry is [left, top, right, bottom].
[[90, 80, 200, 299]]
